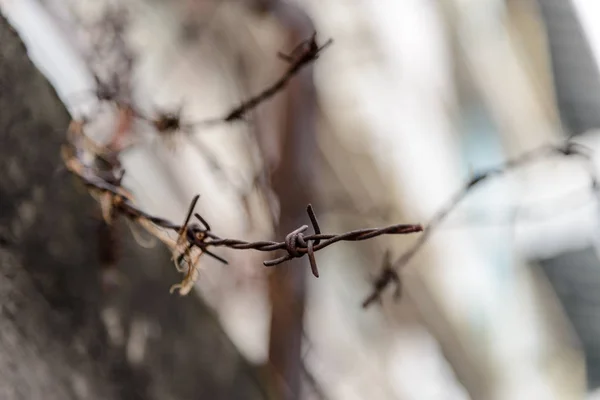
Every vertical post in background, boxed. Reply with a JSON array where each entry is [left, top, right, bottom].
[[251, 1, 318, 398]]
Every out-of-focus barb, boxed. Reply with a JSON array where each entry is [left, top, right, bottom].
[[218, 32, 333, 123], [363, 141, 600, 307]]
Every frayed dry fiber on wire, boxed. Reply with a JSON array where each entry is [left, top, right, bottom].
[[61, 31, 425, 295]]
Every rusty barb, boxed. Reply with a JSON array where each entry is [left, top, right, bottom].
[[190, 202, 422, 278], [361, 141, 600, 308], [220, 31, 332, 123]]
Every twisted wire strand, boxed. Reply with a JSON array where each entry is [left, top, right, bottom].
[[64, 148, 423, 280]]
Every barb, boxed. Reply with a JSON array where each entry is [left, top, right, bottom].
[[83, 32, 332, 140], [140, 32, 333, 130], [196, 206, 422, 278], [216, 32, 332, 124], [362, 141, 600, 307], [361, 252, 400, 308], [81, 31, 333, 178]]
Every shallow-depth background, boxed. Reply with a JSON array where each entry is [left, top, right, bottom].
[[4, 0, 600, 399]]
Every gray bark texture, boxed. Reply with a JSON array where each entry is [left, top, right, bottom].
[[0, 14, 265, 400]]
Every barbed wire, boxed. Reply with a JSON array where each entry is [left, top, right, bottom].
[[61, 18, 369, 294], [62, 14, 600, 310], [64, 8, 330, 216], [76, 30, 332, 138], [362, 141, 600, 307], [62, 138, 422, 292]]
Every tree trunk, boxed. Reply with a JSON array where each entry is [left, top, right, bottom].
[[0, 14, 265, 400]]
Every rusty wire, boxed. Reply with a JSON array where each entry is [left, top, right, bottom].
[[60, 30, 348, 293], [362, 141, 600, 307], [194, 205, 422, 277], [62, 22, 600, 307], [114, 32, 333, 134], [217, 32, 333, 123], [68, 111, 600, 302], [63, 153, 422, 284]]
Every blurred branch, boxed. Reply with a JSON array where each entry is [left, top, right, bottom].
[[363, 141, 600, 307]]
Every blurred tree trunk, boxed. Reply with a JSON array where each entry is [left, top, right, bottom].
[[0, 15, 266, 400]]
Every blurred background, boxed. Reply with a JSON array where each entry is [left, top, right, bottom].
[[4, 0, 600, 399]]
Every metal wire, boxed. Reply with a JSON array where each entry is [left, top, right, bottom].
[[361, 141, 600, 307], [69, 168, 422, 279]]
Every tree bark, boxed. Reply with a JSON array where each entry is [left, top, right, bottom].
[[0, 15, 265, 400]]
